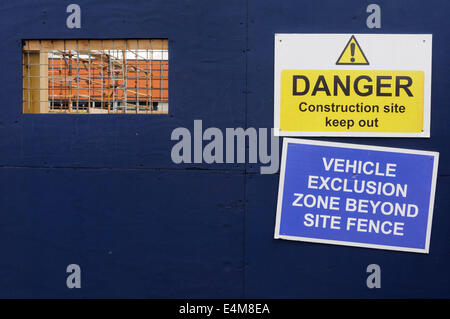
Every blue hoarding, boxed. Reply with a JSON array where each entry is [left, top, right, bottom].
[[275, 139, 439, 253]]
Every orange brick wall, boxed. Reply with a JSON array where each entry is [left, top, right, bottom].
[[48, 58, 168, 103]]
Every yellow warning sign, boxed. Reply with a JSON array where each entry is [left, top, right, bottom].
[[280, 70, 424, 132], [275, 33, 432, 137], [336, 35, 369, 65]]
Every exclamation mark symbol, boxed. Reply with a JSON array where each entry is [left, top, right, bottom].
[[350, 43, 355, 63], [336, 35, 369, 65]]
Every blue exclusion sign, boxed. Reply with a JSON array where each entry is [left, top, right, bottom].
[[274, 139, 439, 253]]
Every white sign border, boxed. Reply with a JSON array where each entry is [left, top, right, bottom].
[[274, 138, 439, 254], [273, 33, 433, 138]]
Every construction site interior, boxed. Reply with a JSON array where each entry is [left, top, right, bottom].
[[22, 39, 168, 114]]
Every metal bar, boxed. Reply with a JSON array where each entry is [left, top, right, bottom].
[[65, 42, 71, 112], [122, 43, 127, 113], [51, 40, 54, 111], [77, 41, 80, 112], [136, 39, 139, 113], [101, 40, 104, 112], [87, 41, 90, 113], [111, 41, 115, 112], [160, 42, 163, 111], [27, 45, 31, 113], [147, 40, 153, 113]]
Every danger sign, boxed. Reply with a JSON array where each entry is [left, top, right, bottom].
[[274, 34, 432, 137]]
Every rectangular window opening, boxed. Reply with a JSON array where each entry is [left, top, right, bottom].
[[22, 39, 168, 114]]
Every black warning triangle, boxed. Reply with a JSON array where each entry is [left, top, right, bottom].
[[336, 35, 369, 65]]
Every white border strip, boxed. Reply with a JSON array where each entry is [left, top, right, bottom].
[[274, 128, 430, 138], [274, 138, 439, 254]]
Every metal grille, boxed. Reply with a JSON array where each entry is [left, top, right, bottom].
[[22, 39, 169, 114]]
